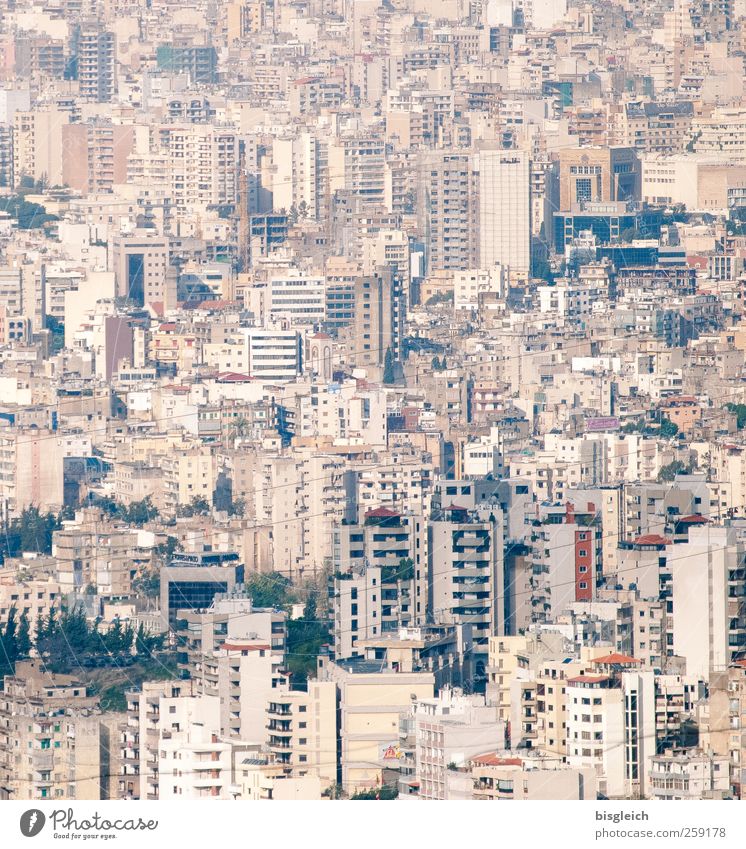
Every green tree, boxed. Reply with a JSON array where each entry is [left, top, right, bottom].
[[658, 460, 691, 482], [726, 403, 746, 429], [2, 506, 60, 560], [286, 589, 332, 686], [16, 611, 31, 658], [59, 605, 91, 656], [0, 194, 58, 229], [244, 572, 295, 609], [0, 607, 19, 675], [351, 785, 398, 800], [228, 498, 246, 518], [135, 622, 165, 657], [425, 290, 454, 307], [177, 496, 211, 518], [123, 497, 158, 526], [659, 416, 679, 439]]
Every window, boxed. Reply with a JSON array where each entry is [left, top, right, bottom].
[[576, 178, 592, 202]]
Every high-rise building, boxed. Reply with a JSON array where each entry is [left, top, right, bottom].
[[12, 108, 67, 187], [62, 123, 134, 194], [477, 146, 531, 278], [557, 146, 641, 212], [76, 27, 117, 103], [159, 125, 239, 216], [160, 551, 244, 628], [340, 267, 404, 367], [332, 507, 425, 657], [427, 504, 504, 677], [156, 41, 217, 85], [0, 661, 102, 801], [418, 151, 477, 273], [111, 231, 170, 308], [328, 136, 386, 208]]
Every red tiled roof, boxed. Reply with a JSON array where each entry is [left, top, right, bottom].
[[677, 514, 709, 524], [216, 372, 254, 382], [199, 300, 236, 309], [567, 674, 610, 685], [471, 753, 523, 767], [222, 642, 271, 652], [634, 534, 672, 546], [365, 507, 400, 518], [591, 652, 640, 666]]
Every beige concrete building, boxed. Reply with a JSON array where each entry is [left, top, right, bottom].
[[318, 636, 434, 794], [470, 753, 598, 800], [0, 427, 64, 518], [0, 571, 60, 631], [62, 123, 134, 194], [265, 681, 338, 790], [708, 662, 746, 798], [12, 107, 66, 188], [0, 661, 102, 801], [557, 147, 640, 211]]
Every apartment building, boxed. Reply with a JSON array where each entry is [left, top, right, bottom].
[[328, 136, 386, 208], [159, 125, 239, 215], [708, 662, 746, 798], [477, 147, 531, 279], [0, 427, 64, 519], [318, 636, 435, 794], [0, 572, 60, 631], [12, 107, 66, 187], [119, 680, 198, 800], [469, 752, 597, 800], [193, 639, 287, 743], [615, 102, 694, 154], [0, 661, 101, 801], [265, 681, 338, 788], [566, 657, 656, 800], [332, 507, 423, 657], [62, 123, 134, 194], [176, 594, 287, 678], [648, 750, 730, 800], [428, 504, 504, 662], [530, 502, 602, 623], [413, 689, 505, 800], [670, 525, 746, 679], [418, 151, 477, 273], [76, 27, 116, 103]]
